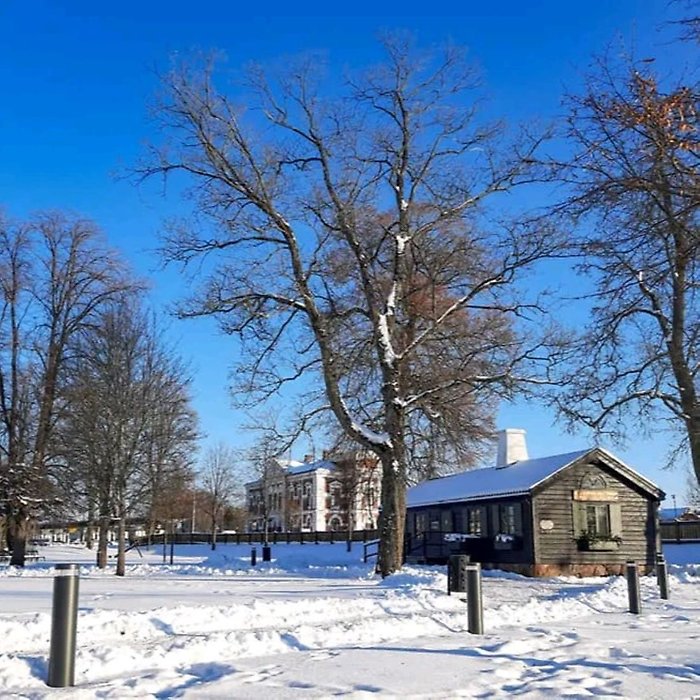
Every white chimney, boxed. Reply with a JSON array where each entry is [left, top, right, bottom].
[[496, 428, 529, 468]]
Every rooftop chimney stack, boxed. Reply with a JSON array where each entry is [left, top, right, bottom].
[[496, 429, 528, 468]]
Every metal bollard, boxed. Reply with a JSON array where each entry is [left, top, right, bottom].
[[656, 553, 669, 600], [626, 560, 641, 614], [448, 554, 469, 596], [47, 564, 80, 687], [262, 545, 271, 562], [466, 563, 484, 634], [251, 547, 257, 566]]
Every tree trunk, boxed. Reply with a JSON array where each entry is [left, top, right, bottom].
[[85, 503, 96, 550], [116, 515, 126, 576], [97, 517, 109, 568], [346, 487, 354, 553], [376, 451, 406, 577], [8, 513, 29, 567], [210, 514, 217, 550], [688, 413, 700, 488]]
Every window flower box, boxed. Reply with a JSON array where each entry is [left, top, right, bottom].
[[494, 533, 515, 550], [576, 530, 622, 552]]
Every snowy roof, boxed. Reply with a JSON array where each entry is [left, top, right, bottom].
[[408, 449, 591, 507], [276, 458, 304, 469], [408, 446, 664, 507], [286, 459, 337, 476]]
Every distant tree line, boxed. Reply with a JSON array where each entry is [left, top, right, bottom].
[[0, 213, 199, 571]]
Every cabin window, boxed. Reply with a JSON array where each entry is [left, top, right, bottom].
[[585, 504, 610, 536], [467, 507, 483, 535], [415, 512, 427, 534], [441, 510, 453, 532], [498, 503, 522, 536], [572, 502, 623, 546]]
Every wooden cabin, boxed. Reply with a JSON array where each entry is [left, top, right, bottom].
[[405, 429, 665, 577]]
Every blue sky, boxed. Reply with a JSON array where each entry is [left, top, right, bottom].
[[0, 1, 696, 502]]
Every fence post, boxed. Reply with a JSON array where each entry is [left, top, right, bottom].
[[251, 547, 257, 566], [626, 560, 641, 614], [656, 553, 669, 600], [47, 564, 80, 687]]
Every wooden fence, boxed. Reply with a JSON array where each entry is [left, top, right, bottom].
[[660, 520, 700, 543]]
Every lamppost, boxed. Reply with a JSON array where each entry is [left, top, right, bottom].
[[672, 494, 678, 518]]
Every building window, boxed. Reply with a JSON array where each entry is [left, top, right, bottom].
[[467, 508, 482, 536], [498, 503, 522, 536], [572, 501, 622, 550], [441, 510, 453, 532], [585, 504, 611, 537]]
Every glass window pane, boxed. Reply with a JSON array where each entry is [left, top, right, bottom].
[[596, 506, 610, 535], [467, 508, 482, 535]]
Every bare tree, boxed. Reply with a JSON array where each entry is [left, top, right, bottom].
[[61, 298, 198, 574], [331, 450, 380, 551], [0, 212, 135, 566], [551, 58, 700, 486], [242, 434, 287, 542], [140, 38, 558, 575], [199, 443, 239, 550]]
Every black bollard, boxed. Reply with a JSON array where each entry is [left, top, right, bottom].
[[262, 545, 271, 562], [47, 564, 80, 687], [656, 553, 669, 600], [465, 563, 484, 634], [251, 547, 257, 566], [626, 560, 641, 614], [448, 554, 469, 596]]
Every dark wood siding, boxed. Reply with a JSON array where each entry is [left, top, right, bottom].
[[532, 460, 658, 566], [405, 497, 535, 565]]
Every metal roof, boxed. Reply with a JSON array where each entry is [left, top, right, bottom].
[[407, 447, 662, 508]]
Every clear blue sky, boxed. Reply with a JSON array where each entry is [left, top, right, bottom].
[[0, 1, 695, 503]]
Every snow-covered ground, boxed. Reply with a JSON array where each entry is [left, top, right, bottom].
[[0, 541, 698, 698]]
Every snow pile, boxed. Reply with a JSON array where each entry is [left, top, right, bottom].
[[0, 542, 698, 698]]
